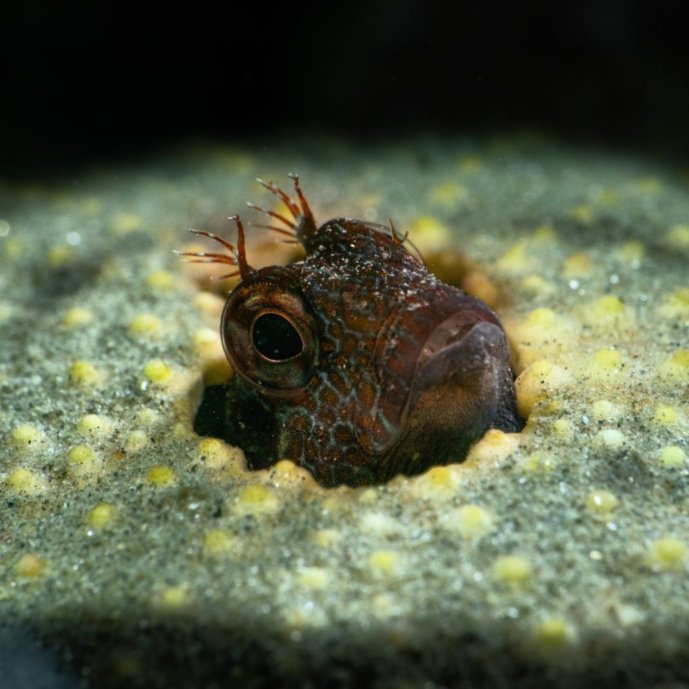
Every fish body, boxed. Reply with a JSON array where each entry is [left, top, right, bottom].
[[185, 178, 522, 487]]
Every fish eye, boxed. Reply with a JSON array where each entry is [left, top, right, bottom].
[[251, 312, 304, 361], [220, 269, 318, 396]]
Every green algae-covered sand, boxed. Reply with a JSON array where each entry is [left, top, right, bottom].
[[1, 135, 688, 688]]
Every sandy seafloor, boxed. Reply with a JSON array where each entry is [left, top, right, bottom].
[[1, 134, 688, 688]]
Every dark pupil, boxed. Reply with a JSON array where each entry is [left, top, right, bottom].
[[252, 313, 303, 361]]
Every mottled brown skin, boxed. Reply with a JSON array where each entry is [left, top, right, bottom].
[[185, 177, 522, 487]]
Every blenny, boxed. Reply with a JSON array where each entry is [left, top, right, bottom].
[[182, 175, 522, 487]]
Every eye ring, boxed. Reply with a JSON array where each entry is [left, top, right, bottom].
[[220, 268, 319, 397], [250, 310, 305, 363]]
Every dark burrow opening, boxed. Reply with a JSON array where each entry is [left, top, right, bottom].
[[194, 380, 278, 473]]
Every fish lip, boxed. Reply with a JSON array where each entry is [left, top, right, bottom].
[[414, 317, 505, 394], [376, 317, 507, 480], [416, 312, 484, 372]]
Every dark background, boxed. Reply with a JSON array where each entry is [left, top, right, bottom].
[[2, 0, 689, 178]]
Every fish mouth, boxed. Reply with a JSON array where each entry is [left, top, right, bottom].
[[354, 297, 509, 454], [414, 314, 504, 394], [380, 316, 511, 476]]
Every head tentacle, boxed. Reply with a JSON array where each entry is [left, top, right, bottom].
[[254, 174, 318, 244], [174, 215, 254, 281], [245, 201, 296, 231]]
